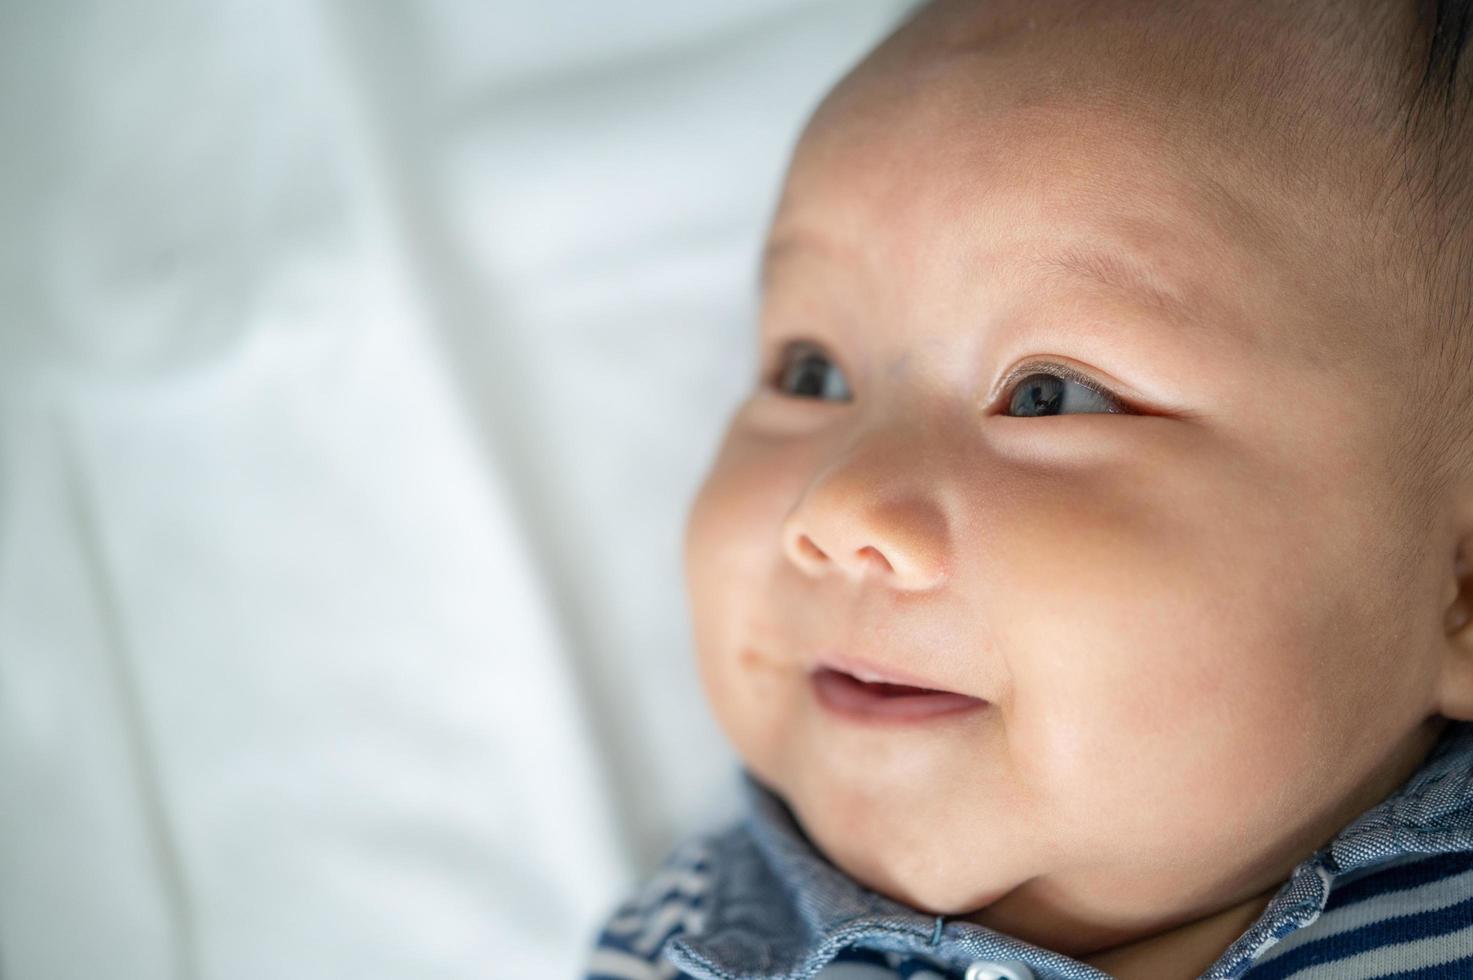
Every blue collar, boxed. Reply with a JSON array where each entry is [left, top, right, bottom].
[[665, 720, 1473, 980]]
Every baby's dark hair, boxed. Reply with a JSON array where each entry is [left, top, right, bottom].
[[1393, 0, 1473, 517], [1416, 0, 1472, 101]]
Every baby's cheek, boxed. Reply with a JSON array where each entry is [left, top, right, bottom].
[[685, 433, 785, 644], [1000, 664, 1305, 880], [986, 523, 1325, 854], [697, 643, 795, 785], [683, 428, 814, 781], [1059, 624, 1324, 856]]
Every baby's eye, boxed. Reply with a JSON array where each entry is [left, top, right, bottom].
[[1003, 364, 1126, 417], [774, 341, 852, 401]]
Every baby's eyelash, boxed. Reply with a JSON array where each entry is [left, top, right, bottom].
[[766, 341, 1127, 413], [993, 359, 1126, 411]]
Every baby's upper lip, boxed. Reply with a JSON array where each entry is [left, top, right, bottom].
[[812, 651, 976, 697]]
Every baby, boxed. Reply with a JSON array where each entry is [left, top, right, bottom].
[[585, 0, 1473, 977]]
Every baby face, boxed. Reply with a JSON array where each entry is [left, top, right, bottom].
[[683, 0, 1460, 961]]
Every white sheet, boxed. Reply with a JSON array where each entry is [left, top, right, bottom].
[[0, 2, 911, 976]]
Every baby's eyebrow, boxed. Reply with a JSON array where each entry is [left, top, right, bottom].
[[1027, 242, 1199, 328], [760, 228, 1202, 331], [759, 231, 828, 295]]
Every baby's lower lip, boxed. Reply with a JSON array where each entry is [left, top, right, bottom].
[[810, 667, 988, 724]]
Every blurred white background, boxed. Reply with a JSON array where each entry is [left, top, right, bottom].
[[0, 1, 914, 977]]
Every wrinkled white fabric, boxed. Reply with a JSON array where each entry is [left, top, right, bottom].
[[0, 1, 909, 976]]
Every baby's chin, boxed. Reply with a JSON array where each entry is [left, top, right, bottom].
[[771, 765, 1025, 916]]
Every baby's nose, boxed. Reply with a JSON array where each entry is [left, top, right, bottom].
[[779, 458, 951, 591], [787, 533, 897, 575]]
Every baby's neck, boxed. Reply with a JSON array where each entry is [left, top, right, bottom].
[[1075, 884, 1278, 980]]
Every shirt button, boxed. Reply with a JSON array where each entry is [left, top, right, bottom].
[[963, 961, 1035, 980]]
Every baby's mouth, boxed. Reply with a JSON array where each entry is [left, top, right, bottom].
[[809, 666, 988, 724]]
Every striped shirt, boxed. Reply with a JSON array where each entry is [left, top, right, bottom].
[[584, 720, 1473, 979]]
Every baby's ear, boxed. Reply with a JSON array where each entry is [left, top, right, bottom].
[[1435, 530, 1473, 721]]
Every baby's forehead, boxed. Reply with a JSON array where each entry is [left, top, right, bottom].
[[775, 94, 1275, 341], [768, 3, 1406, 375], [815, 0, 1399, 205]]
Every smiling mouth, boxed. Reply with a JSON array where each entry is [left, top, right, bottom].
[[809, 666, 988, 723]]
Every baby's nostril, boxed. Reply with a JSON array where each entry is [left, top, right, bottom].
[[796, 535, 827, 562], [856, 545, 892, 572]]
